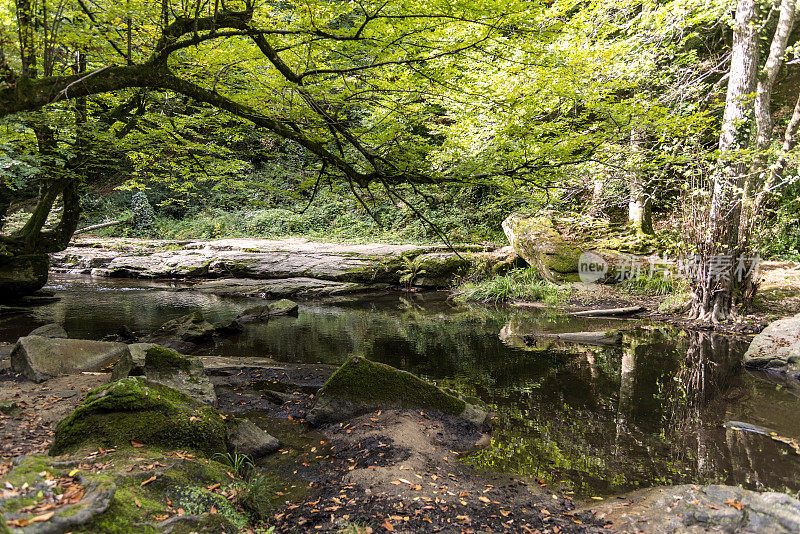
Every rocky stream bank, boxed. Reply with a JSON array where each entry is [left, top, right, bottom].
[[1, 232, 800, 532]]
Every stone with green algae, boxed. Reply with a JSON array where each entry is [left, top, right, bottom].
[[306, 356, 487, 425]]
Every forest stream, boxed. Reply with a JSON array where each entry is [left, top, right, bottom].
[[3, 274, 800, 503]]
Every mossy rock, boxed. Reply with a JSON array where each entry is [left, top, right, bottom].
[[343, 251, 470, 288], [158, 312, 215, 343], [110, 342, 156, 380], [502, 212, 581, 281], [50, 377, 227, 456], [307, 356, 487, 425], [112, 345, 216, 405], [0, 456, 117, 533], [412, 253, 471, 287], [0, 254, 50, 302], [0, 452, 245, 534]]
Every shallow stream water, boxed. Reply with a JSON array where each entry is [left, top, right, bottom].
[[3, 274, 800, 498]]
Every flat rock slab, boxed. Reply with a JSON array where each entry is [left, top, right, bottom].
[[589, 484, 800, 533], [51, 237, 475, 288], [11, 336, 130, 382], [745, 313, 800, 379]]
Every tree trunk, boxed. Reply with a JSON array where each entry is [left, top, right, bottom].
[[627, 128, 653, 234], [735, 0, 797, 309], [690, 0, 759, 323], [15, 0, 36, 78]]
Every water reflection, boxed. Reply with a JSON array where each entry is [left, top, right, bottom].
[[2, 275, 800, 497]]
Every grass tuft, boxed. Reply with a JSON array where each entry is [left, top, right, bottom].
[[452, 268, 570, 305]]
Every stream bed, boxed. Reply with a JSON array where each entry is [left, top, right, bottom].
[[3, 274, 800, 498]]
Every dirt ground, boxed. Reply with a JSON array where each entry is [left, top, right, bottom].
[[270, 409, 604, 534], [0, 369, 106, 465]]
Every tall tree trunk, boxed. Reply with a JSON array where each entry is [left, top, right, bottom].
[[15, 0, 36, 78], [690, 0, 759, 323], [735, 0, 797, 309], [627, 128, 653, 234]]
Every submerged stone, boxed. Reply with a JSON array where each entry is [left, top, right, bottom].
[[50, 377, 227, 456], [158, 311, 216, 343], [236, 299, 299, 323], [28, 323, 69, 339], [11, 336, 129, 382], [307, 356, 487, 425]]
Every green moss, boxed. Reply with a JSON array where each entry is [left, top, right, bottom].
[[50, 378, 227, 456], [168, 485, 246, 529], [415, 254, 470, 279], [319, 356, 466, 416], [144, 346, 192, 373]]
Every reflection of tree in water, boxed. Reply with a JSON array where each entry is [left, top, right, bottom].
[[665, 331, 739, 481], [661, 330, 788, 489], [670, 331, 739, 427]]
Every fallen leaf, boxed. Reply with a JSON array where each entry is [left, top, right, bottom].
[[30, 512, 54, 523], [140, 476, 156, 487], [380, 520, 394, 531], [724, 499, 744, 511], [130, 440, 144, 448]]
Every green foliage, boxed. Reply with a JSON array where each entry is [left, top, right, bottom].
[[398, 255, 427, 289], [759, 181, 800, 260], [453, 268, 571, 305], [619, 273, 688, 296], [213, 451, 254, 477], [237, 473, 282, 521]]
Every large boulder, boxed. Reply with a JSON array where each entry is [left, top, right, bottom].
[[307, 356, 487, 425], [112, 345, 216, 405], [502, 212, 581, 281], [28, 323, 69, 338], [502, 212, 662, 282], [50, 377, 228, 456], [11, 336, 130, 382], [0, 253, 49, 301], [744, 313, 800, 379]]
